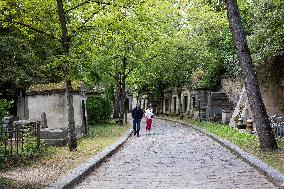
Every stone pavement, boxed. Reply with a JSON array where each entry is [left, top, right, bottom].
[[75, 119, 276, 189]]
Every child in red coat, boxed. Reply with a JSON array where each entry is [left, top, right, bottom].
[[145, 107, 154, 134]]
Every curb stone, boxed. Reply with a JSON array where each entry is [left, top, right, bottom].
[[45, 127, 133, 189], [159, 118, 284, 189]]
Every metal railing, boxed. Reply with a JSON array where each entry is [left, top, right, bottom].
[[269, 116, 284, 139], [0, 121, 40, 158]]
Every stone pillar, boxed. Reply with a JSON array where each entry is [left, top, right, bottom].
[[222, 110, 232, 124], [41, 112, 48, 128]]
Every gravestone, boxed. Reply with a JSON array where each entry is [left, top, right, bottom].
[[207, 92, 230, 122], [41, 112, 48, 128], [2, 116, 19, 130]]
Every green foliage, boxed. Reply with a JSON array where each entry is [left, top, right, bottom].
[[201, 62, 227, 90], [21, 131, 39, 157], [128, 0, 236, 93], [86, 97, 112, 124], [0, 127, 7, 162], [243, 0, 284, 64], [0, 3, 62, 99], [193, 120, 259, 149], [0, 99, 13, 120], [0, 177, 10, 189], [188, 119, 284, 174], [0, 126, 43, 169]]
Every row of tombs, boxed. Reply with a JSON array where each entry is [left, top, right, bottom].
[[136, 77, 284, 129], [4, 75, 284, 146]]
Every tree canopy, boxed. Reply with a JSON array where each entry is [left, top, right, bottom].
[[0, 0, 283, 149]]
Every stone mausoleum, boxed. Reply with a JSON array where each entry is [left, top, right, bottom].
[[16, 82, 100, 146]]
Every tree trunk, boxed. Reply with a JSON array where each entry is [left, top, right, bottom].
[[117, 73, 126, 125], [56, 0, 77, 151], [117, 57, 128, 125], [226, 0, 277, 150], [113, 67, 120, 119], [122, 77, 127, 125], [66, 80, 77, 150], [177, 87, 183, 119], [117, 84, 124, 125], [113, 92, 120, 119]]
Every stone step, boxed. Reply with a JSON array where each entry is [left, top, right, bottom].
[[40, 128, 68, 139]]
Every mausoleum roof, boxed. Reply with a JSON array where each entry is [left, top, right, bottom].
[[27, 81, 81, 95], [27, 81, 104, 96]]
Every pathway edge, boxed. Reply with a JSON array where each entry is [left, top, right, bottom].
[[45, 127, 133, 189], [159, 117, 284, 189]]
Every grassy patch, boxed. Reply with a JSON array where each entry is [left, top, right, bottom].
[[0, 122, 130, 188], [160, 116, 284, 174], [192, 120, 259, 151], [184, 118, 284, 174], [0, 177, 12, 189]]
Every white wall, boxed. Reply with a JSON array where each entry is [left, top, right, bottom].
[[28, 93, 83, 129]]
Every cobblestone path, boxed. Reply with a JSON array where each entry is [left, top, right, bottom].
[[75, 119, 276, 189]]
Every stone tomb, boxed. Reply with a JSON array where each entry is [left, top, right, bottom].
[[16, 82, 90, 146]]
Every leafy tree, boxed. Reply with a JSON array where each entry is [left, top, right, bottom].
[[226, 0, 278, 150], [240, 0, 284, 64], [0, 99, 13, 120], [82, 0, 179, 124], [0, 0, 111, 150]]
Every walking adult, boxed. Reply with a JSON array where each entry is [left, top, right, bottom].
[[132, 103, 144, 137]]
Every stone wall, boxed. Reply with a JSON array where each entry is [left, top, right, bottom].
[[27, 93, 85, 129], [222, 77, 284, 117], [260, 82, 284, 116], [221, 78, 243, 105]]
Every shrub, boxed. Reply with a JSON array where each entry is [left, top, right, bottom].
[[86, 96, 112, 124], [0, 99, 13, 121]]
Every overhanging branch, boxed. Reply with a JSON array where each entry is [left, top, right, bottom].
[[66, 0, 94, 13], [104, 70, 123, 85], [66, 0, 111, 13], [1, 19, 58, 40], [75, 5, 106, 32], [125, 66, 135, 79]]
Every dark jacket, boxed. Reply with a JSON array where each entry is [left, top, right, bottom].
[[132, 107, 144, 120]]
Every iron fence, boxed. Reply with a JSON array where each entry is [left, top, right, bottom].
[[270, 116, 284, 139], [0, 121, 40, 159]]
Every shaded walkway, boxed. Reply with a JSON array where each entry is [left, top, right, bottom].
[[75, 119, 276, 189]]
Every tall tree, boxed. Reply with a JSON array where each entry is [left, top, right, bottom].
[[85, 0, 178, 124], [226, 0, 278, 150], [56, 0, 77, 151], [1, 0, 109, 151]]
